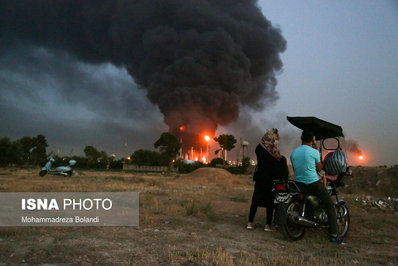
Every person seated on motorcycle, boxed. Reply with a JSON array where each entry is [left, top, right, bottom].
[[247, 128, 289, 231], [290, 130, 346, 244]]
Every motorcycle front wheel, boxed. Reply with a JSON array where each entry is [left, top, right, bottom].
[[39, 170, 47, 177], [277, 198, 306, 241], [335, 203, 350, 238]]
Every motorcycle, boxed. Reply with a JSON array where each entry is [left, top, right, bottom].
[[274, 116, 350, 241], [39, 156, 76, 177]]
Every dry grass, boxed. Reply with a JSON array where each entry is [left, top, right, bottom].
[[0, 167, 397, 265]]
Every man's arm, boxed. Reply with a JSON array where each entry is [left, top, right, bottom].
[[316, 162, 327, 185], [316, 162, 323, 172]]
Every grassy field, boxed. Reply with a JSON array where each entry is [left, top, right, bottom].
[[0, 167, 397, 265]]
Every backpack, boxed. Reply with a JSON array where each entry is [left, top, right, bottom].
[[324, 150, 347, 175]]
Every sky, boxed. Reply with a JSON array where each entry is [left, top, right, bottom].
[[0, 0, 397, 166], [254, 0, 398, 166]]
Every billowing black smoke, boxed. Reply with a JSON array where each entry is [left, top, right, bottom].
[[345, 140, 362, 155], [0, 0, 286, 141]]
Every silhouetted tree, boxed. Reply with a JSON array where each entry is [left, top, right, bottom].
[[242, 156, 251, 172], [214, 134, 236, 162], [131, 149, 161, 166], [0, 138, 13, 166], [210, 158, 225, 167], [30, 135, 48, 165], [84, 145, 101, 163], [19, 136, 34, 161], [0, 138, 25, 166], [154, 132, 181, 168], [0, 135, 48, 166], [83, 146, 111, 168]]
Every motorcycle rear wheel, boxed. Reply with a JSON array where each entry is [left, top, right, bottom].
[[278, 199, 306, 241], [39, 170, 47, 177], [335, 204, 350, 238]]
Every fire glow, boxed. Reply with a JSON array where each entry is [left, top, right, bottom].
[[178, 128, 212, 163], [355, 152, 365, 162]]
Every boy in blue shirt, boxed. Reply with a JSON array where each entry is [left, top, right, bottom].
[[290, 130, 346, 245]]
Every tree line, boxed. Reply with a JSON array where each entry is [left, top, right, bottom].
[[0, 135, 48, 166], [0, 135, 122, 169], [128, 133, 239, 167], [0, 132, 250, 173], [0, 133, 182, 169], [128, 132, 251, 174]]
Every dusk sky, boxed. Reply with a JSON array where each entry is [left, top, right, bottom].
[[254, 0, 398, 166], [0, 1, 397, 166]]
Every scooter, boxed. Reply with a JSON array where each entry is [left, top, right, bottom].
[[39, 156, 76, 177]]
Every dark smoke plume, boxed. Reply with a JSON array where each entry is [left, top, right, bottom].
[[0, 0, 286, 143], [345, 140, 362, 155]]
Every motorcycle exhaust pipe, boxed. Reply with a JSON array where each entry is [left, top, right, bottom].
[[289, 215, 319, 227]]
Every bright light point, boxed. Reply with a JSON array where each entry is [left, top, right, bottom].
[[359, 155, 364, 160], [204, 135, 210, 142]]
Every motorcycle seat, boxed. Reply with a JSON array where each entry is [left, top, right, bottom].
[[54, 161, 69, 167]]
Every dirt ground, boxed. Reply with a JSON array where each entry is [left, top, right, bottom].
[[0, 167, 397, 265]]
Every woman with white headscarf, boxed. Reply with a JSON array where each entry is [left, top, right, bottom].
[[247, 128, 289, 231]]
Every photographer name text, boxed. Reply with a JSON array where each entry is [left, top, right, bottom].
[[21, 216, 99, 223]]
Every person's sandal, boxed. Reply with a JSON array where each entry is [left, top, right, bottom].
[[246, 222, 254, 230], [330, 236, 347, 245], [264, 225, 276, 232]]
